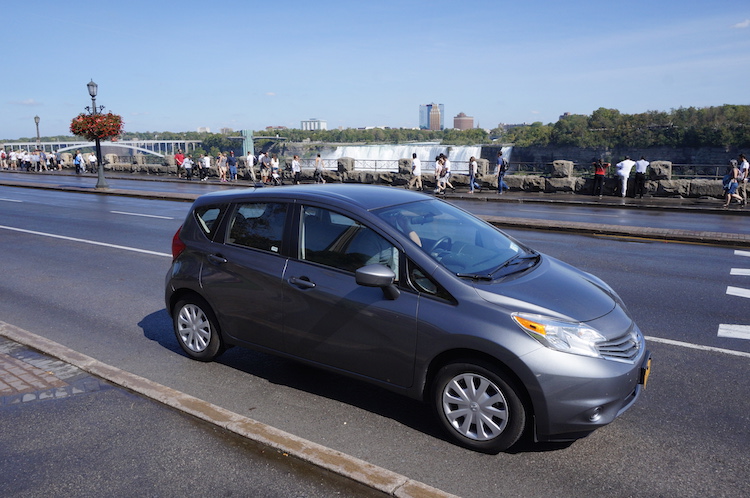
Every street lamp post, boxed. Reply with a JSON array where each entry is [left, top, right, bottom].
[[34, 115, 41, 149], [86, 80, 108, 189]]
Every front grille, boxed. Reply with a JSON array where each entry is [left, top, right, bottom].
[[597, 329, 642, 362]]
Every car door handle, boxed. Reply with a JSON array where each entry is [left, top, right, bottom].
[[288, 276, 316, 289], [207, 254, 228, 265]]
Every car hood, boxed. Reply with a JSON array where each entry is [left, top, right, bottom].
[[472, 255, 618, 323]]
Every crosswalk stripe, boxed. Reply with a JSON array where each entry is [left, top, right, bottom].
[[726, 286, 750, 298], [730, 268, 750, 276], [735, 250, 750, 258], [718, 324, 750, 340]]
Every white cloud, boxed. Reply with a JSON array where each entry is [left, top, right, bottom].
[[732, 19, 750, 29], [12, 99, 41, 106], [265, 92, 276, 97]]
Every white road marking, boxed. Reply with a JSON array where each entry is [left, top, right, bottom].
[[726, 286, 750, 299], [730, 268, 750, 276], [110, 210, 174, 220], [0, 198, 22, 203], [718, 324, 750, 340], [735, 250, 750, 258], [0, 224, 171, 258], [646, 336, 750, 359]]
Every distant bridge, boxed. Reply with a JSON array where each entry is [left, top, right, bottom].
[[1, 139, 204, 157], [2, 134, 285, 158]]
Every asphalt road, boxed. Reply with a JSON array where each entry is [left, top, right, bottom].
[[1, 183, 748, 497]]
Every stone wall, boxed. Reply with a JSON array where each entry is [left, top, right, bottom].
[[509, 145, 744, 166], [53, 153, 728, 199]]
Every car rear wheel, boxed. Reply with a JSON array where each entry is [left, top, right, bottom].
[[433, 361, 526, 453], [173, 296, 224, 361]]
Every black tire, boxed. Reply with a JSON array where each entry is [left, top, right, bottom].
[[432, 361, 526, 453], [173, 296, 224, 361]]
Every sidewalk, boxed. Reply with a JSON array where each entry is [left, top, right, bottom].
[[0, 322, 450, 498]]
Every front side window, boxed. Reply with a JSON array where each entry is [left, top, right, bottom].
[[299, 206, 398, 274], [227, 202, 287, 253]]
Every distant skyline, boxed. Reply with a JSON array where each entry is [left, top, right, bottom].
[[1, 0, 749, 140]]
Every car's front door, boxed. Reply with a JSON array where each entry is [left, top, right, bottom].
[[282, 205, 418, 388]]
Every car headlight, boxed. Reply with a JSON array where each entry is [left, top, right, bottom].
[[512, 313, 605, 358]]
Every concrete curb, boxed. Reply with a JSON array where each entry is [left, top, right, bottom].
[[483, 215, 750, 248], [0, 321, 457, 498]]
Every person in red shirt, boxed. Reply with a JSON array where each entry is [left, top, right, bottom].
[[592, 159, 609, 197], [174, 150, 185, 178]]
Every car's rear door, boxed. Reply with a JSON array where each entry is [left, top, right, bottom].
[[199, 201, 289, 351]]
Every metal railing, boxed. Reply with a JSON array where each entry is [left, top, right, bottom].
[[100, 155, 731, 181]]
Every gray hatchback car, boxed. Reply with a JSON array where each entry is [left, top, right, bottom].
[[165, 184, 650, 453]]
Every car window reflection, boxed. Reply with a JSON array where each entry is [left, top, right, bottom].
[[300, 206, 398, 275], [228, 202, 286, 253]]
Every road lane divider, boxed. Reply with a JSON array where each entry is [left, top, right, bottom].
[[0, 224, 171, 258], [110, 210, 174, 220]]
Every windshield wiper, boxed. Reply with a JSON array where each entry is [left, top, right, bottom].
[[487, 252, 541, 278], [456, 272, 494, 281]]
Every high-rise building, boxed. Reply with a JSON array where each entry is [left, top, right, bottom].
[[453, 112, 474, 130], [301, 118, 327, 131], [419, 103, 444, 130]]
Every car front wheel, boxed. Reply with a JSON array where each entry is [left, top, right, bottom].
[[173, 296, 224, 361], [433, 361, 526, 453]]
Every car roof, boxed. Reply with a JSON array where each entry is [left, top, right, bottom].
[[194, 184, 431, 211]]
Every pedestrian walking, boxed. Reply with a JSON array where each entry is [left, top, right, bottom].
[[738, 153, 749, 206], [291, 155, 301, 184], [270, 154, 281, 185], [407, 153, 422, 190], [74, 150, 83, 174], [246, 151, 257, 182], [217, 153, 228, 182], [468, 156, 481, 193], [497, 151, 509, 194], [314, 154, 326, 184], [227, 151, 238, 181], [723, 159, 744, 207], [183, 155, 194, 180]]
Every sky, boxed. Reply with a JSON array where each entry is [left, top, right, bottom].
[[2, 0, 749, 140]]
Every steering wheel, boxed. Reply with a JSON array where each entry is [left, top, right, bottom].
[[428, 236, 452, 254]]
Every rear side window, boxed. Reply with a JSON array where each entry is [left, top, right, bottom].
[[227, 202, 287, 253], [194, 206, 223, 237]]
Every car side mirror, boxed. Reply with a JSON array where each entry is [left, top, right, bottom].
[[355, 264, 400, 300]]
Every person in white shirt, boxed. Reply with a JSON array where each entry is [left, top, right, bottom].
[[246, 152, 257, 182], [291, 155, 301, 184], [738, 153, 749, 206], [634, 156, 649, 198], [88, 153, 97, 172], [407, 153, 422, 190], [615, 156, 636, 197]]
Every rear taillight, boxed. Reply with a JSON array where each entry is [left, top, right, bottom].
[[171, 226, 186, 260]]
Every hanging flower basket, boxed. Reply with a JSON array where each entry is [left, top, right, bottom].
[[70, 112, 123, 141]]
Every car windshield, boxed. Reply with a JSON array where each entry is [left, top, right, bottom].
[[375, 199, 531, 278]]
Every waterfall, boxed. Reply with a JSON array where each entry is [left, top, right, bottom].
[[314, 143, 512, 173]]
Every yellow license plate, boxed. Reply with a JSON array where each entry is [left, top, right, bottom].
[[640, 354, 652, 389]]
